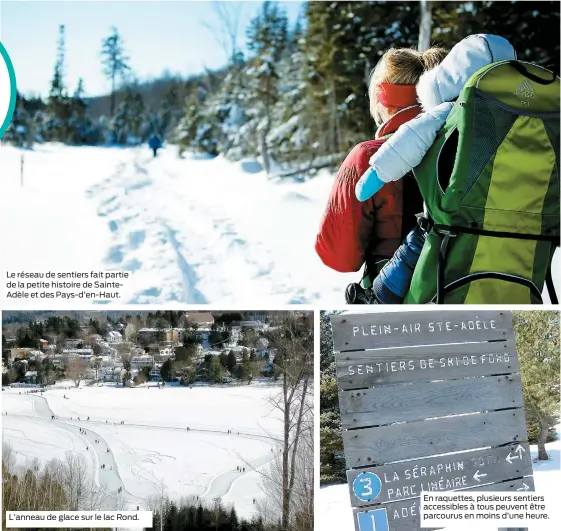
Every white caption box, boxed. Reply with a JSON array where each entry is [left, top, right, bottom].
[[420, 491, 558, 530], [5, 511, 153, 528]]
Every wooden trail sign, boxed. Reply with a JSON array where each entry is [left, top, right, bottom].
[[347, 442, 533, 507], [331, 310, 534, 531]]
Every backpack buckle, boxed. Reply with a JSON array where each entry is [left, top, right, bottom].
[[435, 229, 457, 239], [416, 213, 433, 234]]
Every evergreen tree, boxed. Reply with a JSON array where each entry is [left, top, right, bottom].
[[160, 358, 174, 382], [229, 506, 239, 529], [101, 27, 131, 117], [319, 310, 344, 483], [245, 1, 289, 173], [67, 78, 96, 144], [109, 88, 134, 144], [158, 83, 182, 139], [210, 356, 223, 383], [227, 350, 237, 374], [122, 359, 132, 386], [42, 24, 72, 142], [3, 94, 33, 148], [241, 352, 254, 382], [130, 91, 146, 142]]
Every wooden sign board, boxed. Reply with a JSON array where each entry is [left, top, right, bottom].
[[347, 442, 532, 507], [330, 310, 534, 531], [331, 310, 513, 352], [335, 340, 518, 390], [339, 374, 523, 428], [343, 408, 528, 468]]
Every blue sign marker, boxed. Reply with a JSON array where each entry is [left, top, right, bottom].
[[352, 472, 382, 502], [357, 508, 389, 531]]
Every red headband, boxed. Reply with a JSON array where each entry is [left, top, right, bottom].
[[376, 83, 418, 109]]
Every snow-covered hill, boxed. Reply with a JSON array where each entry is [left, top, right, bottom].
[[2, 383, 283, 518]]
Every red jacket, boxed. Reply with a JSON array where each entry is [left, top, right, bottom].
[[315, 106, 422, 273]]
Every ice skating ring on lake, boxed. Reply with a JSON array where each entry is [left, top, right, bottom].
[[0, 41, 17, 138], [2, 384, 282, 518]]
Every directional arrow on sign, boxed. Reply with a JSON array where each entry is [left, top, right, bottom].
[[506, 452, 519, 463], [517, 482, 530, 492], [506, 444, 527, 464], [473, 470, 488, 482]]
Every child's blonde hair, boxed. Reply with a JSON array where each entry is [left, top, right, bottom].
[[369, 46, 448, 125]]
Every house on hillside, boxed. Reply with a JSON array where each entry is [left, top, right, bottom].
[[4, 336, 16, 346], [46, 355, 65, 367], [105, 331, 122, 343], [62, 348, 94, 358], [102, 366, 125, 383], [180, 312, 214, 329], [131, 355, 154, 371]]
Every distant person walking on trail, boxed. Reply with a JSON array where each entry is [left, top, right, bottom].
[[148, 134, 162, 158]]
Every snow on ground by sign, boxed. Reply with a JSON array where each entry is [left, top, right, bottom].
[[0, 144, 355, 306], [318, 426, 561, 531], [2, 383, 283, 518]]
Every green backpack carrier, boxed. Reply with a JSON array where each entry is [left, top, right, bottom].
[[404, 60, 560, 304]]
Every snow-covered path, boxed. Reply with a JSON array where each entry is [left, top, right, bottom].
[[1, 144, 352, 306], [202, 448, 276, 501], [6, 395, 155, 508], [4, 408, 136, 507]]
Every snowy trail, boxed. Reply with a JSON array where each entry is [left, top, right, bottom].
[[4, 413, 138, 507], [6, 396, 145, 508], [0, 144, 350, 305], [202, 448, 276, 500], [83, 149, 302, 304]]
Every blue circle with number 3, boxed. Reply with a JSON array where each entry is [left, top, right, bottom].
[[353, 472, 382, 501]]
